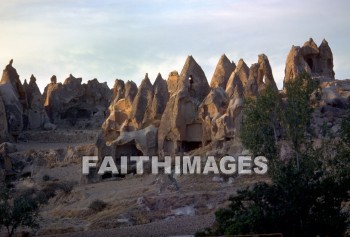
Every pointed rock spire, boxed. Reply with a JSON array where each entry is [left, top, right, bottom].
[[210, 54, 236, 89], [179, 55, 210, 102], [130, 74, 154, 126]]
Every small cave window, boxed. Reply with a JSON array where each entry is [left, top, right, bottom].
[[189, 75, 194, 85], [305, 57, 314, 72]]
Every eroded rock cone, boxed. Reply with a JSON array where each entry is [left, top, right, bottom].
[[231, 59, 249, 87], [23, 75, 50, 129], [129, 74, 154, 128], [210, 54, 236, 89], [0, 59, 27, 109], [143, 73, 169, 126], [178, 56, 210, 102], [158, 56, 210, 156], [0, 61, 26, 138]]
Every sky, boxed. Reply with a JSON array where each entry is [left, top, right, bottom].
[[0, 0, 349, 92]]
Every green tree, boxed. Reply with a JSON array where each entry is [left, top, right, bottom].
[[283, 72, 318, 170], [240, 86, 281, 170], [209, 73, 349, 237], [0, 188, 39, 237]]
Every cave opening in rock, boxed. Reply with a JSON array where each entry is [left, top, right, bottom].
[[181, 141, 202, 152], [305, 56, 314, 72]]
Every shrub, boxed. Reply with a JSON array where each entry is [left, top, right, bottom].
[[89, 199, 107, 212]]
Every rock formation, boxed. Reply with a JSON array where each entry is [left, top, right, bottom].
[[158, 56, 209, 156], [177, 56, 210, 102], [0, 59, 27, 109], [129, 74, 154, 129], [101, 80, 138, 144], [125, 80, 138, 106], [43, 74, 112, 128], [23, 75, 51, 130], [198, 87, 229, 143], [210, 54, 236, 89], [0, 61, 26, 139], [112, 79, 126, 102], [167, 71, 180, 96], [143, 73, 169, 126], [0, 96, 8, 143], [284, 38, 335, 86]]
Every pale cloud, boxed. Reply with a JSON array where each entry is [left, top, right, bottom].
[[0, 0, 349, 92]]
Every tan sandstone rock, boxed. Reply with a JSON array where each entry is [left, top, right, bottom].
[[44, 74, 111, 128], [210, 54, 236, 89], [284, 38, 335, 86], [143, 73, 169, 126], [158, 56, 210, 156], [129, 74, 154, 129]]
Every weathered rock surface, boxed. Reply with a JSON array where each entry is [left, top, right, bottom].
[[0, 96, 8, 142], [43, 74, 112, 128], [0, 61, 25, 138], [167, 71, 180, 96], [0, 60, 27, 109], [158, 56, 210, 156], [284, 38, 335, 86], [112, 79, 126, 102], [210, 54, 236, 89], [199, 87, 229, 142], [129, 74, 154, 129], [109, 125, 158, 156], [143, 73, 169, 126], [177, 56, 210, 102], [23, 75, 51, 129]]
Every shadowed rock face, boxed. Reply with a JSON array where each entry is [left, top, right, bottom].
[[0, 61, 26, 138], [43, 74, 112, 128], [125, 80, 138, 106], [284, 38, 335, 86], [143, 73, 169, 126], [0, 96, 8, 142], [0, 60, 27, 110], [210, 54, 236, 89], [23, 75, 50, 129], [129, 74, 154, 128]]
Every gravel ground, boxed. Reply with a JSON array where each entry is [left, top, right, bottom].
[[43, 214, 215, 237]]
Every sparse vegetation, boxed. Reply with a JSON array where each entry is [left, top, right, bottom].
[[41, 181, 75, 200], [0, 187, 40, 237], [89, 199, 108, 212]]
